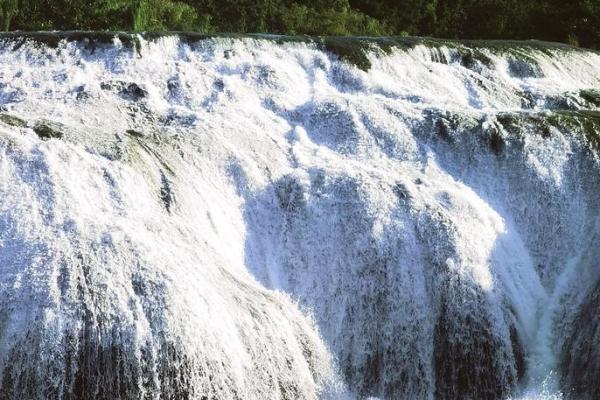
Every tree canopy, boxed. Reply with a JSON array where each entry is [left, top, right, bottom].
[[0, 0, 598, 49]]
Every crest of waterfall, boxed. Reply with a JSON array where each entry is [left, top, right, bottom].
[[0, 33, 598, 400]]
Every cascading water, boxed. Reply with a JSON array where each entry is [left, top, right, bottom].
[[0, 32, 598, 400]]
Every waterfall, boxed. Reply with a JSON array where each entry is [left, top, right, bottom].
[[0, 33, 598, 399]]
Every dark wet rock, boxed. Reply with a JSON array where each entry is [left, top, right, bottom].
[[159, 112, 197, 127], [0, 31, 584, 53], [560, 280, 600, 400], [0, 31, 142, 51], [435, 119, 454, 143], [0, 113, 26, 128], [121, 83, 147, 101], [100, 82, 120, 91], [510, 325, 526, 382], [539, 123, 552, 139], [456, 49, 493, 71], [489, 128, 505, 155], [33, 122, 63, 140], [496, 113, 521, 134], [126, 103, 154, 124], [544, 94, 580, 111], [167, 77, 182, 97], [275, 176, 306, 213], [73, 85, 90, 100], [507, 56, 544, 78], [167, 78, 179, 92], [493, 110, 600, 151], [0, 328, 196, 400], [579, 89, 600, 107], [213, 79, 225, 91], [101, 81, 147, 101], [159, 170, 175, 213], [494, 109, 600, 153], [223, 49, 234, 59], [433, 271, 519, 400], [496, 112, 552, 139], [126, 129, 144, 138], [519, 91, 537, 109], [433, 316, 514, 400], [550, 111, 600, 152], [420, 110, 482, 147], [321, 37, 373, 71], [393, 182, 411, 202], [427, 48, 449, 64], [243, 170, 535, 400], [460, 51, 475, 68]]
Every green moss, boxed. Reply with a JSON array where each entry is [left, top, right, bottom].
[[496, 112, 552, 139], [0, 113, 26, 128], [126, 129, 144, 138], [452, 39, 584, 53], [496, 113, 521, 134], [551, 110, 600, 152], [580, 89, 600, 107], [492, 110, 600, 155], [497, 110, 599, 152], [33, 122, 63, 140], [320, 37, 374, 71], [457, 48, 494, 69], [0, 33, 593, 72], [318, 36, 431, 70]]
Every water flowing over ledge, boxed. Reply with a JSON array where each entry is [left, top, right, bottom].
[[0, 33, 598, 399]]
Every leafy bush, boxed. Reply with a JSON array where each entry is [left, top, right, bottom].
[[2, 0, 599, 49]]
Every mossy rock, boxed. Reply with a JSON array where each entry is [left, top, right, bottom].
[[551, 110, 600, 152], [126, 129, 144, 138], [580, 89, 600, 107], [0, 31, 141, 51], [457, 48, 494, 70], [0, 113, 27, 128], [101, 81, 147, 101], [516, 90, 537, 109], [498, 110, 600, 152], [497, 112, 552, 139], [33, 122, 63, 140], [489, 110, 600, 156], [0, 32, 593, 54], [0, 33, 593, 74], [320, 37, 374, 71]]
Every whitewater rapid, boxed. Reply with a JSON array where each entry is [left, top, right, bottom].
[[0, 33, 598, 399]]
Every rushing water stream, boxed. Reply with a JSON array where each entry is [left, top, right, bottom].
[[0, 33, 598, 399]]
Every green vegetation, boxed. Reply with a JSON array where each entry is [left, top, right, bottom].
[[580, 89, 600, 107], [496, 110, 600, 153], [0, 113, 26, 127], [0, 0, 17, 31], [33, 121, 63, 139], [0, 0, 599, 49], [551, 110, 600, 152]]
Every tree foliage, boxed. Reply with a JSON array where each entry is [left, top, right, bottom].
[[1, 0, 599, 49], [0, 0, 18, 31]]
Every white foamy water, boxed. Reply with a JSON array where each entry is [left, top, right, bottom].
[[0, 34, 598, 399]]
